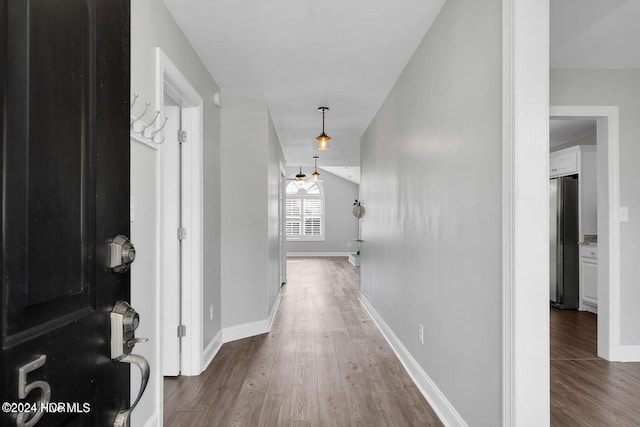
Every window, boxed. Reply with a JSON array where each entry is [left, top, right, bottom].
[[286, 180, 324, 240]]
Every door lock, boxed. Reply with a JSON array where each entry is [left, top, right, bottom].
[[110, 301, 148, 359], [110, 301, 149, 427], [110, 234, 136, 273]]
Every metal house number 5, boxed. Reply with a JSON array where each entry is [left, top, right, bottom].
[[16, 355, 51, 427]]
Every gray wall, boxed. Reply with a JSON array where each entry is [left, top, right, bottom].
[[286, 168, 360, 254], [131, 0, 222, 424], [551, 133, 596, 152], [551, 69, 640, 344], [221, 93, 285, 327], [359, 0, 502, 425]]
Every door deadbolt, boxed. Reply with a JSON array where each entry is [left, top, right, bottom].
[[110, 234, 136, 273]]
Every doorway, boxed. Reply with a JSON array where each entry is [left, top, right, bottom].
[[549, 106, 620, 361], [157, 49, 204, 376], [161, 96, 183, 376]]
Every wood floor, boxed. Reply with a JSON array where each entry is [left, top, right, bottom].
[[550, 307, 640, 426], [164, 257, 442, 426]]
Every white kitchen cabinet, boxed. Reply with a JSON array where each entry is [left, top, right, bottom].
[[550, 149, 578, 177], [579, 245, 598, 313], [550, 145, 597, 239]]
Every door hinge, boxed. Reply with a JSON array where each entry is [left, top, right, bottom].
[[177, 325, 187, 338], [177, 227, 187, 240], [178, 130, 187, 144]]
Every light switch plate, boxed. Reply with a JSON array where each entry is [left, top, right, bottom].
[[620, 207, 629, 222]]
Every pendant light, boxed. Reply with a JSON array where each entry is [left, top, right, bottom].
[[316, 107, 331, 151], [312, 156, 321, 181], [295, 166, 306, 183]]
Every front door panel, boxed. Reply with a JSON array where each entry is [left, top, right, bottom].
[[1, 0, 131, 425]]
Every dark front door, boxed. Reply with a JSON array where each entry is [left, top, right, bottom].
[[1, 0, 131, 425]]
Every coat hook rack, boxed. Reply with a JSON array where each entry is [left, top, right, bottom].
[[130, 93, 167, 144]]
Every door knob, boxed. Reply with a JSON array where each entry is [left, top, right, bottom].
[[110, 301, 150, 427], [110, 234, 136, 273]]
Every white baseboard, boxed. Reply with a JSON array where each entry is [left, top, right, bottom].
[[202, 329, 223, 371], [359, 293, 467, 427], [617, 345, 640, 362], [268, 293, 281, 329], [141, 413, 159, 427], [223, 318, 270, 343], [287, 252, 350, 257], [222, 292, 282, 343]]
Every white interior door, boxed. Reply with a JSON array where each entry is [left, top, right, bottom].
[[161, 104, 182, 376], [279, 170, 287, 285]]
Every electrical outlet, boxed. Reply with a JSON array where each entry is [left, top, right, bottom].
[[620, 206, 629, 222], [209, 305, 214, 321], [418, 324, 424, 344]]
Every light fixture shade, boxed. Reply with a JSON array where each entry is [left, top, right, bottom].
[[295, 166, 306, 182], [312, 155, 321, 181], [317, 138, 330, 151], [316, 107, 331, 150], [316, 133, 331, 143]]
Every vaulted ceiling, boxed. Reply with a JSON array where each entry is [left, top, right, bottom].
[[163, 0, 640, 177]]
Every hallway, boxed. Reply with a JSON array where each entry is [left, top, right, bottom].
[[164, 257, 442, 426]]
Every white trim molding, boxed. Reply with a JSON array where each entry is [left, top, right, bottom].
[[202, 330, 223, 371], [502, 0, 550, 425], [268, 292, 281, 330], [222, 293, 281, 343], [618, 346, 640, 362], [141, 414, 159, 427], [131, 119, 163, 427], [223, 319, 272, 343], [550, 106, 621, 361], [359, 293, 467, 427], [156, 48, 205, 376], [286, 252, 350, 257]]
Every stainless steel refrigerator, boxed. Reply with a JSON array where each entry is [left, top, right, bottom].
[[550, 176, 579, 309]]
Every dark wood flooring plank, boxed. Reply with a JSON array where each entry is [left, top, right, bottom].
[[550, 307, 640, 425], [164, 257, 443, 426], [315, 339, 344, 394], [257, 391, 291, 427], [318, 392, 350, 427]]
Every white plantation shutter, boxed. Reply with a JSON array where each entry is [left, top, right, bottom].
[[286, 199, 302, 237], [286, 181, 324, 240], [303, 198, 322, 236], [286, 199, 301, 216], [303, 198, 321, 216], [286, 220, 301, 236], [304, 217, 321, 236]]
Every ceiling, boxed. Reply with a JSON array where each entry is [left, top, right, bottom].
[[319, 166, 361, 185], [163, 0, 446, 171], [163, 0, 640, 181]]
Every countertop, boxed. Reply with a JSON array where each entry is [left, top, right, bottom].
[[579, 235, 597, 246]]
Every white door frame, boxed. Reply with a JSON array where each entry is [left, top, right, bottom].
[[502, 0, 550, 424], [502, 1, 625, 422], [549, 106, 620, 362], [156, 48, 204, 376]]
